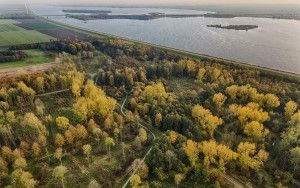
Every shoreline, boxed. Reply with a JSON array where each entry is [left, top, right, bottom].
[[34, 15, 300, 81], [32, 4, 300, 21]]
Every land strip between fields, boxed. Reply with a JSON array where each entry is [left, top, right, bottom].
[[0, 59, 58, 79]]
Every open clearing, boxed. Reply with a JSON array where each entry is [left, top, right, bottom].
[[0, 59, 58, 79], [0, 49, 55, 69], [0, 19, 55, 47]]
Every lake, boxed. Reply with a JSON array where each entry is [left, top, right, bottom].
[[31, 5, 300, 74]]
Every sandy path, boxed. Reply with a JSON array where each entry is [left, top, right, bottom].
[[0, 58, 59, 79]]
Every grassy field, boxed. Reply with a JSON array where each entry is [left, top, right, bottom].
[[15, 18, 59, 30], [0, 49, 54, 69], [0, 19, 55, 47], [0, 19, 20, 24]]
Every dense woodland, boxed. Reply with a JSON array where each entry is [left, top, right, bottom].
[[0, 38, 299, 188]]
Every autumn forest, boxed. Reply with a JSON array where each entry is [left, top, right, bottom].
[[0, 38, 299, 188]]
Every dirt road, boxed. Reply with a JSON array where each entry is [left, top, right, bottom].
[[0, 59, 59, 79]]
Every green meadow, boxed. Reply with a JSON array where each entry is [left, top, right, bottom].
[[0, 19, 55, 47]]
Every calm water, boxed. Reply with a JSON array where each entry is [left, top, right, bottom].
[[32, 5, 300, 74]]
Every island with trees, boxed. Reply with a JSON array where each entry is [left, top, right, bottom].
[[62, 9, 112, 14], [0, 16, 299, 188], [207, 24, 259, 31], [203, 12, 300, 20]]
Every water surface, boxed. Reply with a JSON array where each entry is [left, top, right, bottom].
[[32, 5, 300, 74]]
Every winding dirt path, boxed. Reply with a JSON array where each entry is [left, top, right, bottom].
[[120, 94, 156, 188], [119, 94, 248, 188]]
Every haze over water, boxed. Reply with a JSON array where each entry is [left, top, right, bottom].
[[32, 5, 300, 74]]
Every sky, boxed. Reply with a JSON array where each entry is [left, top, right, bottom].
[[1, 0, 300, 5]]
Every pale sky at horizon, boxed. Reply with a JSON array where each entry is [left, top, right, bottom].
[[1, 0, 300, 5]]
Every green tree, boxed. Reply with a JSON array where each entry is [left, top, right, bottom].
[[290, 147, 300, 171], [165, 150, 177, 172], [281, 118, 300, 148]]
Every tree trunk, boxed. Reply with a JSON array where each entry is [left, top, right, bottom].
[[108, 146, 111, 161], [61, 176, 65, 188]]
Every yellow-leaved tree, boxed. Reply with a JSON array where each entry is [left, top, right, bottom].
[[56, 116, 70, 131], [199, 139, 238, 175], [244, 121, 269, 141], [105, 137, 115, 159], [82, 144, 92, 164], [130, 174, 141, 188], [143, 82, 168, 101], [284, 100, 298, 118], [229, 102, 269, 124], [264, 93, 280, 109], [71, 71, 85, 98], [213, 92, 227, 108], [237, 142, 268, 171], [192, 105, 223, 137], [73, 80, 116, 121], [53, 165, 68, 188], [21, 113, 48, 141], [289, 110, 300, 126], [11, 169, 36, 188], [182, 139, 199, 167]]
